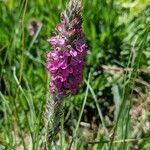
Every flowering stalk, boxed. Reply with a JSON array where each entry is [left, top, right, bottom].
[[42, 0, 87, 146]]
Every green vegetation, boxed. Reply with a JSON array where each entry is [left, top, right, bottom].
[[0, 0, 150, 149]]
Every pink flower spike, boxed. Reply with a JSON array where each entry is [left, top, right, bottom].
[[46, 0, 87, 95]]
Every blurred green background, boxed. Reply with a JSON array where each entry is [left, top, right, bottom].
[[0, 0, 150, 149]]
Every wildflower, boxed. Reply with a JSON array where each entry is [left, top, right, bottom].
[[42, 1, 87, 145], [46, 0, 87, 95], [28, 19, 42, 36]]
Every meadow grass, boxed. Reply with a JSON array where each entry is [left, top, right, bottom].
[[0, 0, 150, 149]]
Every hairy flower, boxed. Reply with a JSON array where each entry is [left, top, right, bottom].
[[46, 3, 87, 95]]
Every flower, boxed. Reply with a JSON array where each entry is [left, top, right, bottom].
[[46, 2, 87, 95], [43, 1, 86, 143], [28, 19, 42, 36]]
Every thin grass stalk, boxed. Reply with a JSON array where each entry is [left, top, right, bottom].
[[69, 73, 90, 149], [122, 27, 149, 150]]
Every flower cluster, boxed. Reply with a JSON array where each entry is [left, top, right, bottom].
[[46, 7, 87, 95]]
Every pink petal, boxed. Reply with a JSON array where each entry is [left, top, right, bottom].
[[70, 49, 78, 57]]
